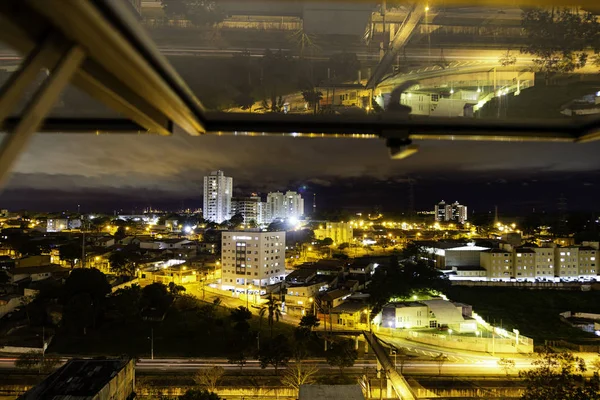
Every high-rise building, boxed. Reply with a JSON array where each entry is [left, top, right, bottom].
[[434, 200, 467, 224], [451, 201, 468, 224], [434, 201, 451, 222], [203, 170, 233, 223], [283, 191, 304, 219], [266, 192, 285, 222], [220, 231, 286, 291], [231, 196, 261, 225], [265, 191, 304, 223]]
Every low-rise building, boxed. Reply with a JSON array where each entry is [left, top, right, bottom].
[[379, 298, 476, 333], [313, 222, 353, 245], [481, 249, 513, 280], [20, 358, 135, 400]]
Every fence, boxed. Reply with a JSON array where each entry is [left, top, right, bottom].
[[377, 327, 533, 354]]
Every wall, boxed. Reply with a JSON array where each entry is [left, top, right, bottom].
[[111, 278, 140, 293], [377, 328, 533, 354]]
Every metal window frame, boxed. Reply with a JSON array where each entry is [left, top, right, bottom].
[[0, 0, 599, 146]]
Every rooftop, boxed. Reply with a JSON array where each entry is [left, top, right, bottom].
[[299, 385, 365, 400], [20, 358, 132, 399]]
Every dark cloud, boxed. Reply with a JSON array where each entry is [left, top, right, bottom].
[[1, 132, 599, 212]]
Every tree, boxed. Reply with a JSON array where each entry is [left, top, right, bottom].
[[260, 294, 282, 338], [161, 0, 226, 27], [0, 270, 9, 284], [230, 306, 252, 339], [62, 268, 111, 331], [261, 96, 286, 113], [258, 334, 291, 374], [194, 366, 224, 392], [281, 361, 318, 391], [59, 243, 81, 268], [521, 8, 600, 78], [168, 282, 186, 297], [320, 237, 334, 247], [179, 389, 222, 400], [141, 282, 172, 312], [227, 350, 248, 371], [498, 50, 517, 67], [434, 353, 448, 376], [298, 314, 320, 331], [228, 213, 244, 229], [520, 349, 600, 399], [108, 250, 139, 276], [498, 358, 516, 376], [328, 52, 360, 81], [15, 351, 61, 373], [591, 355, 600, 374], [325, 339, 358, 375], [112, 285, 142, 320], [114, 226, 127, 241], [234, 90, 255, 111], [301, 90, 323, 114]]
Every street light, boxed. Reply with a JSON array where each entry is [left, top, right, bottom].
[[247, 284, 252, 309]]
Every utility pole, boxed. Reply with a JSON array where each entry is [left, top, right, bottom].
[[150, 328, 154, 360], [80, 219, 85, 269]]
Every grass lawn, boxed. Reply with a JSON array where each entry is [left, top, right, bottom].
[[446, 286, 600, 344], [49, 303, 296, 358]]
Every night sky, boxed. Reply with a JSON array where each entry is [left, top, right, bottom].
[[0, 133, 599, 214]]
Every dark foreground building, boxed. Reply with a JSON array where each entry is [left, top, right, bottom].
[[19, 358, 135, 400]]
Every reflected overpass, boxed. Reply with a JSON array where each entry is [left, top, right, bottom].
[[366, 4, 425, 89]]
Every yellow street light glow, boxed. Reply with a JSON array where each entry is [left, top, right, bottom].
[[425, 5, 430, 11]]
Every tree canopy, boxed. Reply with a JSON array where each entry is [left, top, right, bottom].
[[161, 0, 226, 27], [325, 339, 358, 375], [520, 349, 600, 399], [521, 8, 600, 76]]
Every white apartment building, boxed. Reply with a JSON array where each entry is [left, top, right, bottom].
[[203, 170, 233, 223], [266, 192, 285, 221], [434, 200, 467, 223], [221, 231, 286, 292], [265, 191, 304, 223], [47, 218, 82, 232], [231, 196, 262, 224]]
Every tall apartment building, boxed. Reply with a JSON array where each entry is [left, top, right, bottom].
[[221, 231, 286, 291], [434, 200, 467, 223], [266, 192, 285, 221], [265, 191, 304, 223], [231, 196, 262, 225], [284, 191, 304, 219], [203, 170, 233, 223]]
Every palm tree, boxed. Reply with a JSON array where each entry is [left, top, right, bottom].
[[260, 294, 282, 338]]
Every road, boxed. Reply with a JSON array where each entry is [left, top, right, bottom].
[[0, 355, 531, 376], [0, 46, 551, 65]]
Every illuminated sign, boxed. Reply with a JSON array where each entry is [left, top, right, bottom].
[[233, 236, 252, 240]]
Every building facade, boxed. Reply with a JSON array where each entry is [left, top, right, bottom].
[[203, 170, 233, 223], [231, 196, 262, 224], [265, 191, 304, 223], [221, 231, 286, 291], [313, 222, 353, 245], [434, 201, 467, 223]]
